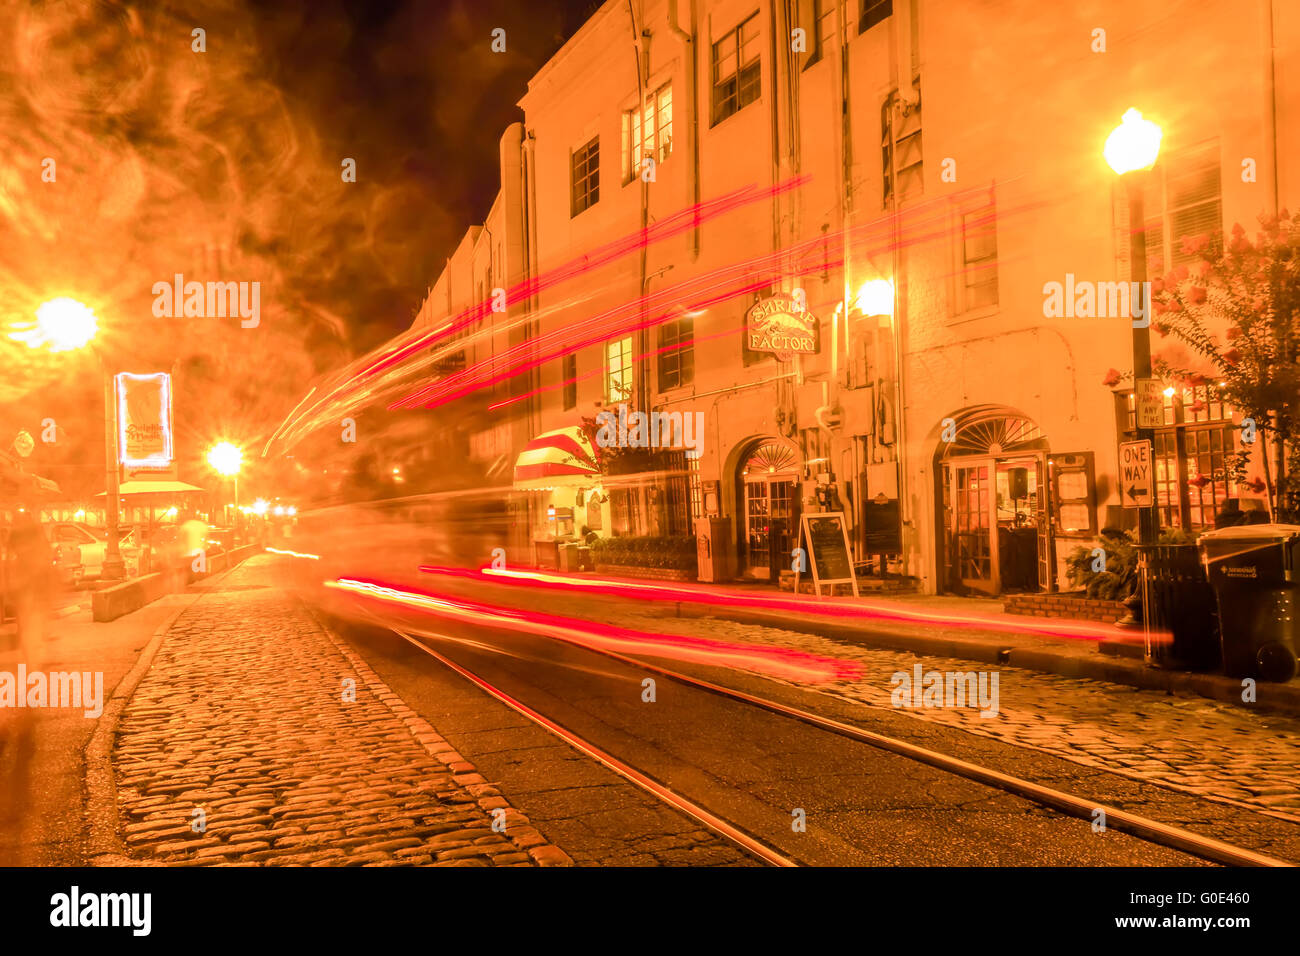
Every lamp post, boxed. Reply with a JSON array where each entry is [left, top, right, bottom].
[[206, 441, 243, 531], [1104, 108, 1164, 546], [12, 298, 125, 579]]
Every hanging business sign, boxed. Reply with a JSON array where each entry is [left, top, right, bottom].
[[746, 294, 818, 361], [116, 372, 174, 469]]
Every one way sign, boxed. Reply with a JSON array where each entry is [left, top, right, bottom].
[[1119, 439, 1154, 508]]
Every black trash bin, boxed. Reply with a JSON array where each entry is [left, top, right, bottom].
[[1198, 524, 1300, 682], [1137, 543, 1221, 670]]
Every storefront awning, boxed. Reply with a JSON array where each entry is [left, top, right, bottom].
[[513, 427, 601, 491], [95, 480, 207, 497]]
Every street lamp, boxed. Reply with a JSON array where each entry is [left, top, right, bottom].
[[1105, 108, 1163, 547], [206, 441, 243, 529], [14, 298, 126, 580]]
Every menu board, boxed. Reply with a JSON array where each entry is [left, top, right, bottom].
[[798, 512, 859, 598]]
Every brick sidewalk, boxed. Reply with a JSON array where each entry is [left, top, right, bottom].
[[106, 560, 571, 866]]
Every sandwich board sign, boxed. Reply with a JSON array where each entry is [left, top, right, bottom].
[[795, 512, 859, 599], [1119, 440, 1154, 508]]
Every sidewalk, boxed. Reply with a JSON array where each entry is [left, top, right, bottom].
[[96, 559, 571, 866], [0, 588, 198, 865]]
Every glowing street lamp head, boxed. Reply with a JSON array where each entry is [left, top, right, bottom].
[[10, 298, 99, 352], [1104, 109, 1163, 175], [854, 278, 895, 317], [206, 441, 243, 477]]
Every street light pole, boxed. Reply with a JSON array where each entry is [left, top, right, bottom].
[[1125, 176, 1161, 546], [98, 352, 125, 581]]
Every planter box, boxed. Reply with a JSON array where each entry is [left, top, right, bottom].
[[1003, 592, 1126, 624], [594, 562, 696, 582]]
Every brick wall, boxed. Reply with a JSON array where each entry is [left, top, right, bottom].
[[1003, 593, 1125, 624], [593, 563, 696, 583]]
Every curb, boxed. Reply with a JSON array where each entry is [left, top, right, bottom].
[[308, 605, 574, 867], [680, 603, 1300, 718], [84, 558, 249, 867]]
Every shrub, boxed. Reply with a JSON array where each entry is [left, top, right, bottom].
[[1064, 527, 1199, 600], [591, 534, 697, 573]]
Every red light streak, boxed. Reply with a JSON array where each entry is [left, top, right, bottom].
[[416, 564, 1159, 645], [325, 576, 863, 683]]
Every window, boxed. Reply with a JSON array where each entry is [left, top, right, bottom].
[[570, 136, 600, 217], [1138, 142, 1222, 269], [711, 13, 761, 126], [859, 0, 892, 32], [605, 336, 633, 404], [881, 79, 922, 205], [657, 317, 694, 391], [660, 449, 693, 535], [961, 202, 998, 310], [1119, 384, 1239, 529], [623, 84, 673, 184], [800, 0, 840, 68], [562, 352, 577, 410]]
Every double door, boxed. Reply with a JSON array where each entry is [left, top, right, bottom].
[[944, 455, 1052, 594], [743, 476, 798, 579]]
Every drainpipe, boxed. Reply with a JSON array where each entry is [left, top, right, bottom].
[[667, 0, 699, 261], [629, 1, 651, 413], [1262, 0, 1279, 214]]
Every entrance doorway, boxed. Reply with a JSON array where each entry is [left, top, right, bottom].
[[737, 439, 801, 580], [936, 410, 1052, 595]]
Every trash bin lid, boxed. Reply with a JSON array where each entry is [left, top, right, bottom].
[[1198, 523, 1300, 543]]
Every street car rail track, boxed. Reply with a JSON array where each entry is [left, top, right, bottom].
[[386, 620, 1291, 869], [390, 626, 797, 867]]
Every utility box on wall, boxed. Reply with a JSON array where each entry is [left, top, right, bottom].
[[695, 517, 734, 582]]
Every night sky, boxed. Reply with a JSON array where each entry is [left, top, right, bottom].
[[245, 0, 601, 353]]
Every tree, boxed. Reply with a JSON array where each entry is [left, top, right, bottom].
[[1145, 211, 1300, 521]]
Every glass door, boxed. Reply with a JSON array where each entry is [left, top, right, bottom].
[[949, 460, 995, 594]]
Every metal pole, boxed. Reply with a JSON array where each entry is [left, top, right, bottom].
[[100, 356, 125, 580], [1126, 174, 1161, 545]]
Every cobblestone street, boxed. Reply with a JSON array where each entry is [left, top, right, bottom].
[[618, 610, 1300, 821], [108, 563, 571, 867]]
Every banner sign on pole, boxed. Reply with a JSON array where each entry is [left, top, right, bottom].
[[116, 372, 174, 469]]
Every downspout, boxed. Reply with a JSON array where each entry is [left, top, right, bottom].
[[667, 0, 699, 261], [521, 128, 540, 432], [629, 0, 650, 413], [887, 16, 913, 576]]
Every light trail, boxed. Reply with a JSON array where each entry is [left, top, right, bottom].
[[324, 576, 864, 683], [414, 564, 1167, 645]]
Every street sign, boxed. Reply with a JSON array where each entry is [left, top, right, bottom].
[[1135, 378, 1164, 429], [1119, 439, 1154, 508]]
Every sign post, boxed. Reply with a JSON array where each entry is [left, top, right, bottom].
[[1119, 439, 1154, 508], [794, 512, 859, 599]]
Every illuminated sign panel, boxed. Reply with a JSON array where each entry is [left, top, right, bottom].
[[745, 295, 818, 361], [116, 372, 174, 468]]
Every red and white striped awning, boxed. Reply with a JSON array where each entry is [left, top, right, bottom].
[[513, 427, 602, 490]]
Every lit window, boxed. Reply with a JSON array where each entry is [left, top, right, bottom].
[[623, 83, 673, 184], [605, 336, 633, 404]]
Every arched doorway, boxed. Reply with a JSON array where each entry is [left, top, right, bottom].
[[734, 438, 802, 581], [934, 407, 1052, 595]]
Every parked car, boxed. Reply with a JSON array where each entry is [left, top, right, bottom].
[[49, 522, 140, 580]]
